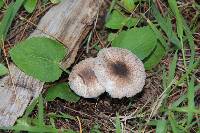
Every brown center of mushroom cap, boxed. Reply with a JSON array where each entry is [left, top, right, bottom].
[[78, 68, 97, 86], [110, 61, 129, 78]]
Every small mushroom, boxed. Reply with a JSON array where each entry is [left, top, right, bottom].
[[68, 58, 105, 98], [94, 47, 146, 98]]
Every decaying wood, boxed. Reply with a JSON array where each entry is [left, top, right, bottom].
[[0, 0, 101, 127]]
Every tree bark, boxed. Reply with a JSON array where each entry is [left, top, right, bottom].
[[0, 0, 101, 127]]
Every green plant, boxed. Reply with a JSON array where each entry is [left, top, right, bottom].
[[9, 37, 67, 82], [0, 95, 77, 132], [115, 113, 122, 133], [23, 0, 37, 13], [23, 0, 61, 13], [105, 2, 168, 70], [0, 64, 8, 76], [0, 0, 25, 44], [45, 83, 80, 102], [0, 0, 4, 9]]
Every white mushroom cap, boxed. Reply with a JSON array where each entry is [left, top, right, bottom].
[[94, 47, 146, 99], [68, 58, 105, 98]]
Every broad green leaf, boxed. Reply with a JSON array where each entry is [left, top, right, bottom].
[[45, 83, 80, 102], [0, 64, 8, 76], [24, 0, 37, 13], [0, 0, 4, 9], [0, 0, 25, 44], [112, 26, 157, 60], [123, 0, 136, 12], [144, 43, 165, 70], [105, 10, 138, 29], [9, 37, 66, 82], [156, 120, 167, 133]]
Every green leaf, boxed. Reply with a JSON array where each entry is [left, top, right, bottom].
[[151, 3, 181, 48], [108, 33, 118, 42], [105, 10, 138, 29], [23, 97, 38, 118], [50, 0, 60, 4], [38, 94, 44, 126], [9, 37, 66, 82], [0, 0, 25, 44], [90, 124, 101, 133], [144, 43, 165, 70], [168, 112, 181, 133], [115, 113, 122, 133], [23, 0, 37, 13], [45, 83, 80, 102], [123, 0, 136, 12], [168, 0, 183, 39], [48, 112, 75, 120], [167, 51, 178, 86], [112, 26, 157, 60], [187, 78, 195, 125], [0, 64, 8, 76], [156, 120, 167, 133], [147, 18, 168, 50], [0, 0, 4, 9]]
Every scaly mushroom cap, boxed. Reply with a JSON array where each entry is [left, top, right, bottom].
[[94, 47, 146, 98], [68, 58, 105, 98]]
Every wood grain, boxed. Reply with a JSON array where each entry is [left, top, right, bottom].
[[0, 0, 101, 127]]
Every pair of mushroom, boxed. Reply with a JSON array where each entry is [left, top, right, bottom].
[[68, 47, 146, 99]]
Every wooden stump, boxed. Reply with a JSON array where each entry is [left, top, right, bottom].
[[0, 0, 102, 127]]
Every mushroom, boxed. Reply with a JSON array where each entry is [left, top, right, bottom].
[[94, 47, 146, 99], [68, 58, 105, 98]]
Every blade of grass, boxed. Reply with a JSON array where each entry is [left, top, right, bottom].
[[38, 94, 44, 126], [171, 80, 200, 108], [168, 1, 188, 89], [156, 120, 167, 133], [187, 78, 195, 125], [170, 107, 200, 114], [151, 3, 181, 48], [176, 58, 200, 85], [162, 67, 167, 89], [168, 0, 183, 39], [145, 16, 168, 50], [167, 50, 178, 86], [0, 0, 25, 46], [115, 113, 122, 133], [163, 51, 178, 106], [107, 0, 117, 20], [23, 97, 38, 118], [1, 125, 60, 133], [182, 21, 195, 67], [168, 111, 181, 133]]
